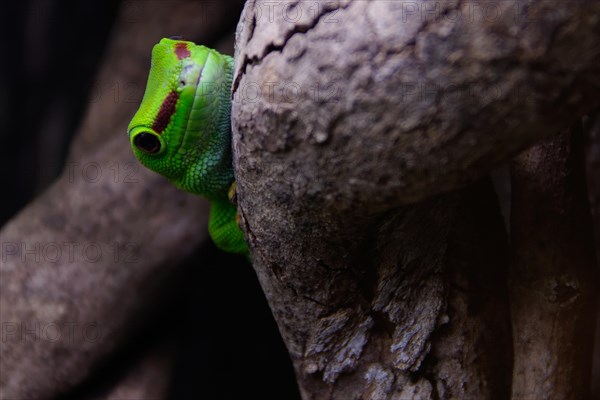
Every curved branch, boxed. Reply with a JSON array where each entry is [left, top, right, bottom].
[[232, 1, 600, 398], [233, 0, 600, 214]]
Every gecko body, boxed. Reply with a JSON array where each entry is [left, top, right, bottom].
[[128, 38, 247, 256]]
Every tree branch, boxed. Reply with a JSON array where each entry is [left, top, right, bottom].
[[510, 125, 598, 399], [233, 0, 600, 214], [232, 1, 600, 398]]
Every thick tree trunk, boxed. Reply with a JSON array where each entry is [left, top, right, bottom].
[[510, 127, 598, 399], [232, 0, 600, 398]]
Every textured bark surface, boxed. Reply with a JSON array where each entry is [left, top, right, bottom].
[[0, 138, 207, 400], [232, 0, 600, 398], [510, 128, 598, 399], [0, 1, 242, 399], [584, 114, 600, 399], [233, 0, 600, 213]]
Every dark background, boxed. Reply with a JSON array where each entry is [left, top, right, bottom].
[[0, 1, 300, 398]]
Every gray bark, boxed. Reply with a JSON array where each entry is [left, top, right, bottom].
[[232, 0, 600, 398], [510, 127, 598, 400]]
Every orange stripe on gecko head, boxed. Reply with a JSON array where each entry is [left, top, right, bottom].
[[175, 42, 191, 59]]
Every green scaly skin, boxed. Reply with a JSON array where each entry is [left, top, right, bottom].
[[128, 38, 247, 256]]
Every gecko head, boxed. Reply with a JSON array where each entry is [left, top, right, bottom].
[[127, 37, 233, 193]]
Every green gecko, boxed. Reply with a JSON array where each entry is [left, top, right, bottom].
[[128, 37, 248, 256]]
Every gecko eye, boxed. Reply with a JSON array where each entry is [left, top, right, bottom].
[[133, 132, 162, 154]]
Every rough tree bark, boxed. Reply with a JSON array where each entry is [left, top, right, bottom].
[[510, 127, 598, 399], [232, 1, 600, 398]]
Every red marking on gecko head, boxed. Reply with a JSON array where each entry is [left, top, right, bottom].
[[152, 90, 179, 134], [174, 42, 191, 60]]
